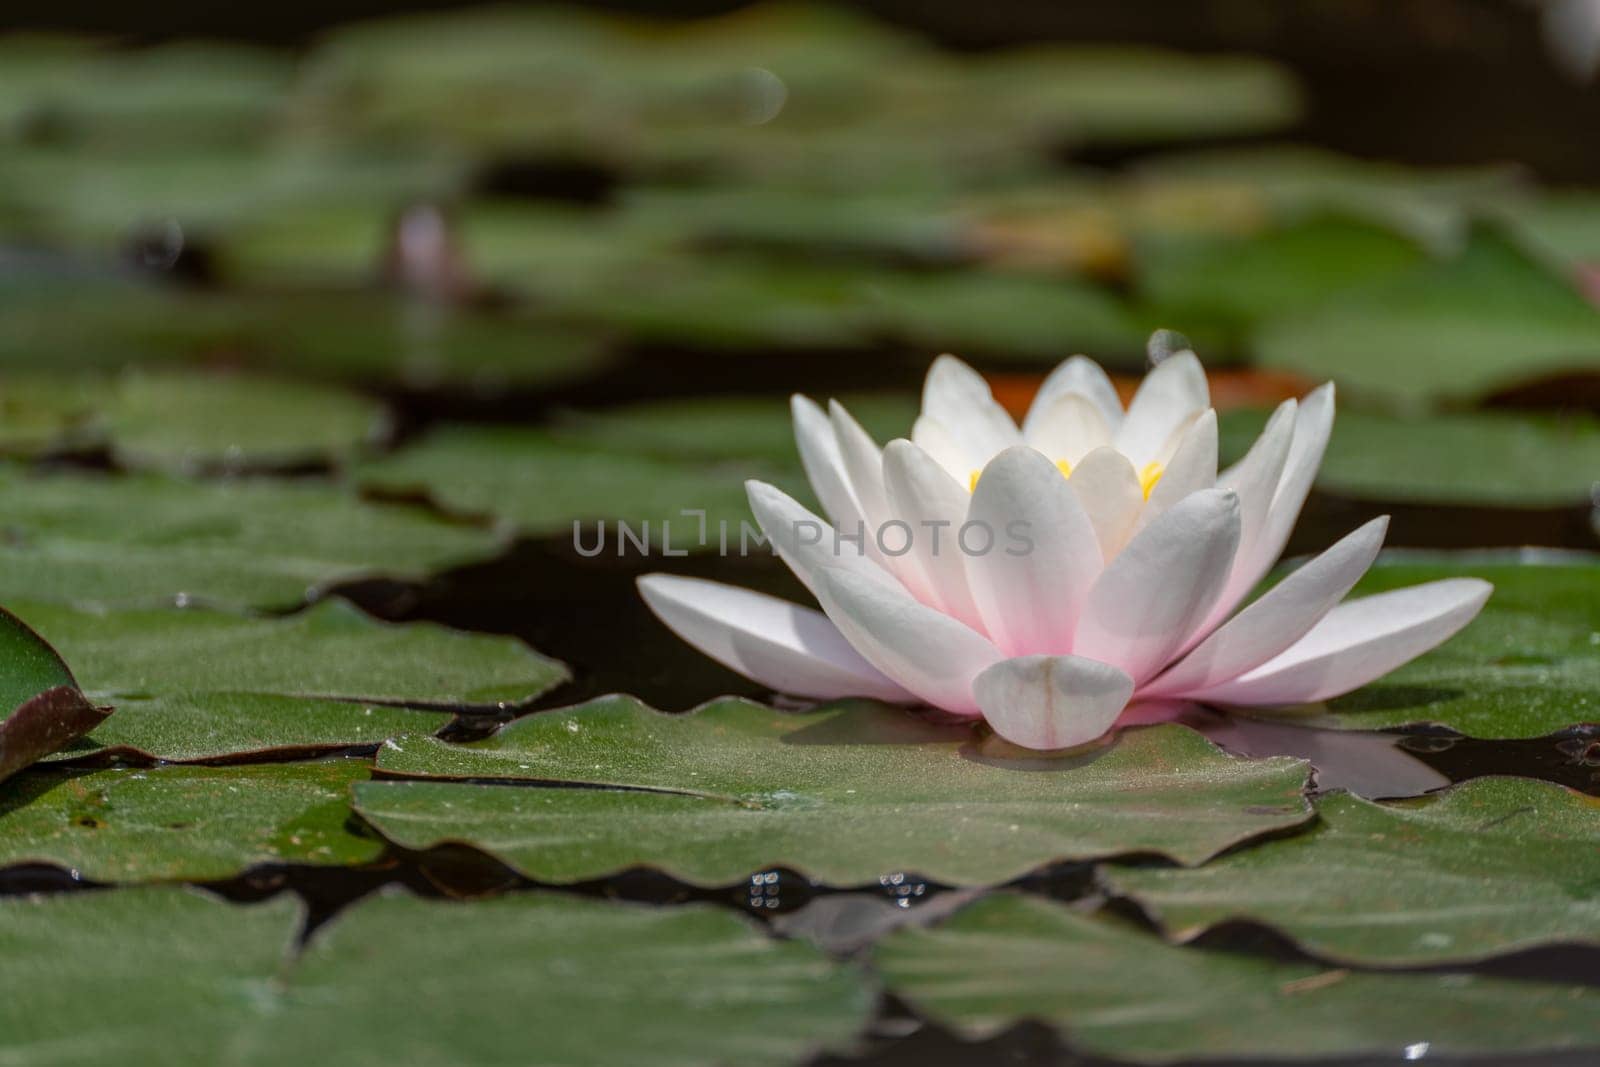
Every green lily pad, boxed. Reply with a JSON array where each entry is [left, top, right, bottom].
[[555, 255, 876, 351], [863, 269, 1150, 364], [1498, 191, 1600, 271], [0, 371, 388, 471], [0, 888, 304, 1065], [354, 696, 1311, 887], [38, 597, 563, 707], [549, 393, 918, 467], [357, 424, 779, 546], [0, 606, 104, 783], [0, 274, 610, 389], [1104, 776, 1600, 966], [0, 759, 381, 881], [0, 466, 503, 610], [1300, 553, 1600, 738], [274, 890, 873, 1067], [876, 894, 1600, 1062], [0, 887, 871, 1067], [1135, 147, 1520, 253], [1253, 229, 1600, 407], [973, 46, 1301, 147], [24, 597, 559, 761], [1137, 216, 1427, 340], [1218, 407, 1600, 507]]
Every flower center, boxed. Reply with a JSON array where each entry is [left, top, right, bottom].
[[969, 459, 1165, 499]]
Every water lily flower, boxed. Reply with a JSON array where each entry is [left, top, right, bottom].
[[638, 348, 1492, 750]]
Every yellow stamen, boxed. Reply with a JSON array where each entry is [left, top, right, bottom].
[[1055, 459, 1073, 480], [1138, 461, 1164, 499], [969, 470, 980, 493]]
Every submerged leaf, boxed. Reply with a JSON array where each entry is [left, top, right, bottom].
[[355, 695, 1311, 887]]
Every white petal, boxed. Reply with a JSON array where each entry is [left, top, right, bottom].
[[637, 574, 913, 702], [1066, 446, 1145, 561], [1131, 408, 1218, 535], [965, 446, 1103, 656], [1143, 516, 1389, 698], [746, 480, 887, 596], [911, 414, 974, 485], [1113, 351, 1209, 468], [1190, 577, 1492, 707], [1022, 355, 1124, 438], [1209, 384, 1334, 627], [973, 655, 1134, 750], [1073, 488, 1241, 684], [828, 399, 913, 581], [791, 395, 864, 529], [1022, 392, 1113, 466], [828, 399, 891, 530], [813, 565, 1003, 715], [921, 354, 1021, 464], [882, 439, 985, 629]]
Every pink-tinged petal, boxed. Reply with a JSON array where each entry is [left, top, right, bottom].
[[911, 414, 973, 485], [1067, 446, 1145, 561], [1143, 516, 1389, 699], [1114, 351, 1209, 468], [746, 480, 888, 596], [1208, 384, 1334, 628], [829, 399, 921, 586], [973, 655, 1134, 750], [813, 566, 1003, 716], [1022, 392, 1113, 466], [1074, 488, 1241, 684], [882, 440, 985, 629], [1023, 354, 1124, 437], [1132, 408, 1218, 535], [791, 395, 864, 530], [921, 354, 1021, 464], [637, 574, 914, 703], [965, 446, 1102, 656], [1190, 577, 1492, 707], [828, 399, 891, 529]]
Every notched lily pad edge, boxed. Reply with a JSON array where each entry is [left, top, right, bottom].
[[1097, 772, 1600, 969], [354, 692, 1315, 889]]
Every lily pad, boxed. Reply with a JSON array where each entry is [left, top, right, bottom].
[[0, 888, 304, 1066], [24, 597, 560, 761], [354, 696, 1311, 887], [0, 370, 388, 471], [0, 759, 381, 881], [1302, 553, 1600, 738], [876, 894, 1600, 1062], [972, 47, 1301, 147], [0, 466, 503, 611], [0, 887, 871, 1067], [357, 424, 779, 547], [1136, 216, 1427, 340], [273, 890, 873, 1067], [0, 606, 104, 783], [1253, 229, 1600, 407], [1134, 147, 1520, 253], [1104, 776, 1600, 966], [1218, 407, 1600, 507]]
